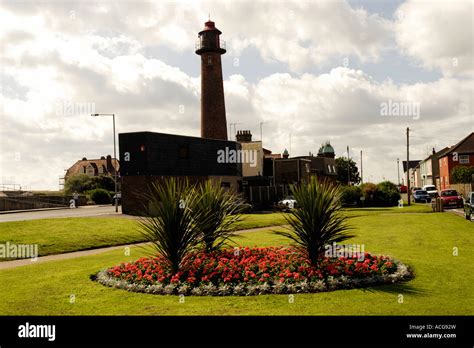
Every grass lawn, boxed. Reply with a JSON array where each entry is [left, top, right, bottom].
[[0, 213, 288, 259], [0, 205, 472, 315]]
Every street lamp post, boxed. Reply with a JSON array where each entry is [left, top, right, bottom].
[[91, 113, 118, 213]]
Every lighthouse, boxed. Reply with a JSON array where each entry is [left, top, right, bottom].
[[195, 19, 228, 140]]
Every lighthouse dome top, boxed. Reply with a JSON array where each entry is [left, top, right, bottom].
[[199, 20, 222, 34], [204, 20, 216, 30]]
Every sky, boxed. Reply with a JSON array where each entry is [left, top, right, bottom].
[[0, 0, 473, 190]]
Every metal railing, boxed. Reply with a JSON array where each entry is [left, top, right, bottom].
[[195, 39, 226, 51]]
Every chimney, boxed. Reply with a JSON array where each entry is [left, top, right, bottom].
[[106, 155, 114, 173], [432, 147, 436, 154], [195, 19, 228, 140], [236, 130, 252, 142]]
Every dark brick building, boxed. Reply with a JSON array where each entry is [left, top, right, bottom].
[[119, 131, 242, 214]]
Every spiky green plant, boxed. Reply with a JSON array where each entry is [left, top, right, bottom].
[[275, 176, 353, 265], [193, 180, 245, 252], [137, 178, 203, 274]]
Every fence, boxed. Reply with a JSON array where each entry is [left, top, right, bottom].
[[0, 195, 87, 212], [243, 185, 290, 206], [451, 183, 474, 198]]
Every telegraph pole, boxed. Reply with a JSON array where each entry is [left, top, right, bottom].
[[347, 145, 350, 185], [406, 127, 410, 206], [259, 121, 264, 143], [360, 150, 363, 184]]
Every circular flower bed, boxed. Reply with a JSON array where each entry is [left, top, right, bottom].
[[94, 247, 413, 296]]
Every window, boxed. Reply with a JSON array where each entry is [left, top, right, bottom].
[[327, 164, 331, 173], [459, 155, 470, 164], [98, 165, 104, 174], [86, 164, 95, 176], [441, 190, 458, 197]]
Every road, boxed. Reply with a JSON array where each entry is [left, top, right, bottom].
[[0, 205, 127, 223]]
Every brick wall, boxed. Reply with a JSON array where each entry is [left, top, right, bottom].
[[201, 53, 227, 140]]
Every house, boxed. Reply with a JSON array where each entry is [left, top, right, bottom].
[[438, 132, 474, 190], [290, 142, 338, 182], [235, 130, 264, 177], [65, 155, 119, 179], [413, 162, 422, 188], [419, 147, 449, 187], [402, 160, 420, 186], [273, 141, 338, 186]]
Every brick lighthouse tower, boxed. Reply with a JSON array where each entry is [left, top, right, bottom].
[[195, 19, 228, 140]]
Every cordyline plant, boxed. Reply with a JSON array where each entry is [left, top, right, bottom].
[[193, 180, 245, 252], [137, 178, 204, 274], [137, 178, 244, 273], [275, 176, 354, 266]]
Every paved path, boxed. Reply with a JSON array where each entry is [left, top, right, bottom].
[[445, 208, 467, 218], [0, 205, 127, 223], [0, 225, 287, 270]]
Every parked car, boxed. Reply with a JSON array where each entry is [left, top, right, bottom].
[[279, 195, 297, 209], [412, 190, 431, 203], [440, 189, 463, 209], [112, 193, 122, 206], [464, 191, 474, 221], [422, 184, 438, 198], [398, 185, 407, 193], [411, 187, 421, 194]]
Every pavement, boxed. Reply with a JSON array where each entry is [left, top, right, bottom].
[[444, 208, 467, 218], [0, 243, 147, 270], [0, 205, 127, 223]]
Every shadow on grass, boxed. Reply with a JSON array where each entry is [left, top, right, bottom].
[[359, 280, 425, 296]]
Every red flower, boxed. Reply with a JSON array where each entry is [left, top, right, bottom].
[[370, 264, 378, 271]]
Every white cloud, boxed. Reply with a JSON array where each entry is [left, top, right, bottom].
[[209, 1, 393, 71], [395, 0, 474, 77], [0, 1, 472, 189]]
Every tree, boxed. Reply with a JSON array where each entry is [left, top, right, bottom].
[[64, 174, 92, 194], [89, 188, 111, 204], [90, 175, 115, 192], [374, 181, 401, 207], [64, 174, 115, 194], [335, 157, 361, 185], [451, 166, 474, 184], [275, 177, 353, 266]]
